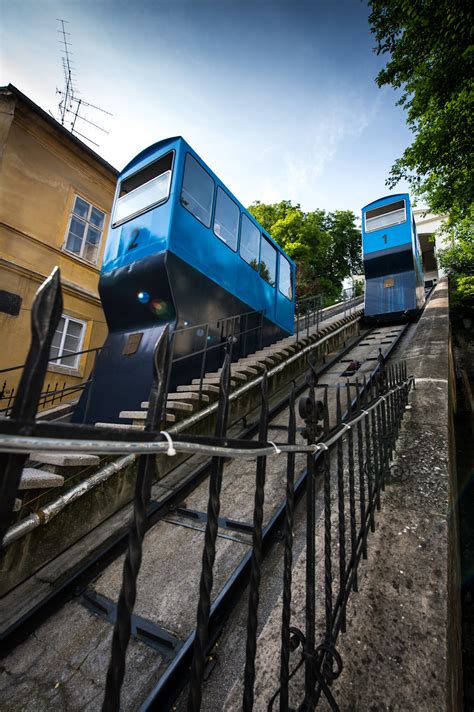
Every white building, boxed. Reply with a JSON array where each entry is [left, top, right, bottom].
[[413, 209, 448, 281]]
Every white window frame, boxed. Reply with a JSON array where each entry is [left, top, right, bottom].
[[63, 194, 107, 265], [364, 201, 406, 233], [49, 315, 86, 370]]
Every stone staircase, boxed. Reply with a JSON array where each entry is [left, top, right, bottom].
[[11, 451, 102, 513], [99, 314, 351, 431]]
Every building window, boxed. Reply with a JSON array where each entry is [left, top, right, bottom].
[[49, 315, 86, 369], [64, 195, 106, 264]]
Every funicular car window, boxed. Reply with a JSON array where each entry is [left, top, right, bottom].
[[240, 214, 260, 268], [260, 236, 276, 287], [365, 199, 406, 232], [112, 152, 173, 227], [278, 253, 292, 299], [180, 154, 215, 227], [213, 188, 239, 251]]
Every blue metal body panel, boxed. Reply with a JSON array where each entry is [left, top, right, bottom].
[[362, 193, 412, 256], [361, 194, 425, 320], [364, 272, 417, 315], [102, 137, 295, 334], [74, 137, 296, 423]]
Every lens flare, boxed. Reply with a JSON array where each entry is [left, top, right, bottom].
[[150, 299, 169, 317], [137, 291, 150, 304]]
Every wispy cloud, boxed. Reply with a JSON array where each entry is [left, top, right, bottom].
[[248, 89, 380, 210]]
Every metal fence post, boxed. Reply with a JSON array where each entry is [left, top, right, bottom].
[[335, 385, 347, 633], [279, 386, 297, 712], [102, 326, 171, 712], [242, 371, 270, 712], [187, 354, 232, 712], [298, 367, 324, 709]]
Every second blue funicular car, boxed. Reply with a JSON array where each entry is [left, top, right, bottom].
[[361, 193, 425, 323]]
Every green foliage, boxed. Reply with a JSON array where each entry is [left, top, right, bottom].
[[437, 217, 474, 317], [353, 279, 365, 298], [247, 200, 362, 299], [368, 0, 474, 226], [436, 212, 474, 275]]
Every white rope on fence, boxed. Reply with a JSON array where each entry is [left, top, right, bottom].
[[0, 378, 414, 459]]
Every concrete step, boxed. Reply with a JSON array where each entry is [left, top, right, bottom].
[[256, 344, 289, 355], [95, 422, 146, 430], [117, 410, 177, 426], [217, 370, 247, 382], [191, 377, 237, 386], [30, 452, 100, 467], [165, 401, 194, 413], [141, 391, 210, 407], [236, 359, 267, 371], [119, 411, 147, 420], [237, 357, 274, 368], [217, 365, 257, 378], [121, 398, 193, 420], [19, 468, 65, 490], [176, 384, 219, 394], [235, 365, 259, 376]]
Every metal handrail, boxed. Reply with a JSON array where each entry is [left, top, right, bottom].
[[0, 344, 105, 375]]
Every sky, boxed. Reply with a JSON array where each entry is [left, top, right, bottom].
[[0, 0, 415, 217]]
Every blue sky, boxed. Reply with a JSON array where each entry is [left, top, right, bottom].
[[0, 0, 414, 216]]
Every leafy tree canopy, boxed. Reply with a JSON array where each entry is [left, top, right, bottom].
[[247, 200, 362, 300], [368, 0, 474, 226]]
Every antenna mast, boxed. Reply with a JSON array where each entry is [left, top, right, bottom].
[[56, 19, 112, 147]]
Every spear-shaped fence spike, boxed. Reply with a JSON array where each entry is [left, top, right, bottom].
[[0, 268, 62, 546]]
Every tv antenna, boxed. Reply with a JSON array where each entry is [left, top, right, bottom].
[[56, 19, 112, 147]]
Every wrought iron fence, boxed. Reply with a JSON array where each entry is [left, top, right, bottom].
[[0, 269, 412, 711], [0, 345, 105, 416]]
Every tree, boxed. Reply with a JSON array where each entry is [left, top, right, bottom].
[[436, 216, 474, 319], [247, 200, 362, 300], [368, 0, 474, 227]]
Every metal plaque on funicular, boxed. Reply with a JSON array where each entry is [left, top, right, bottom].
[[122, 332, 143, 355]]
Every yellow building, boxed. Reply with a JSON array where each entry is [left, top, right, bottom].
[[0, 84, 118, 414]]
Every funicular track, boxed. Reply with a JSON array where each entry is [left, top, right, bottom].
[[0, 306, 411, 711]]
